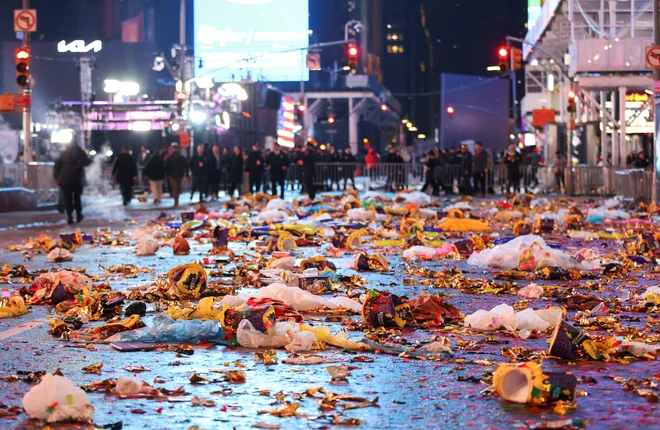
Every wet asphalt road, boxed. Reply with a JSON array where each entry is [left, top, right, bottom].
[[0, 194, 658, 430]]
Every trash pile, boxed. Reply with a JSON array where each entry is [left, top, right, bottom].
[[0, 192, 658, 427]]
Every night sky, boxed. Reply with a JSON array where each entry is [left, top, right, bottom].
[[426, 0, 528, 76]]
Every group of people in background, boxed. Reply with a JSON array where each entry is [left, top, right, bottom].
[[421, 143, 496, 197]]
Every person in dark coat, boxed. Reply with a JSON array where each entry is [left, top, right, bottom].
[[245, 143, 264, 194], [144, 149, 166, 204], [208, 145, 223, 200], [54, 142, 91, 224], [434, 150, 447, 195], [112, 146, 138, 206], [473, 142, 488, 197], [421, 149, 437, 194], [341, 147, 357, 190], [504, 144, 522, 198], [220, 147, 231, 196], [459, 144, 473, 195], [228, 146, 244, 198], [190, 145, 210, 202], [302, 144, 317, 200], [267, 145, 289, 199], [164, 145, 188, 208]]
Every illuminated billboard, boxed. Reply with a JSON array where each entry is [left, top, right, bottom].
[[528, 0, 542, 29], [194, 0, 309, 83]]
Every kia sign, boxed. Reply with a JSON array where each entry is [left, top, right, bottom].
[[57, 40, 102, 53], [194, 0, 309, 82]]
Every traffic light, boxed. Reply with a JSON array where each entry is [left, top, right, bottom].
[[175, 91, 185, 115], [511, 47, 523, 71], [498, 47, 509, 73], [567, 90, 577, 113], [347, 43, 359, 74], [15, 47, 31, 89], [328, 115, 336, 125], [296, 103, 305, 122], [447, 106, 455, 117]]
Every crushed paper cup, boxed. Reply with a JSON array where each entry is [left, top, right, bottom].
[[493, 361, 577, 405], [548, 321, 590, 360]]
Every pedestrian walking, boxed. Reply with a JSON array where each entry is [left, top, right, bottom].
[[228, 146, 244, 198], [553, 152, 567, 193], [303, 144, 317, 200], [434, 150, 447, 195], [165, 145, 188, 208], [341, 147, 357, 190], [208, 145, 223, 199], [112, 146, 138, 206], [246, 143, 264, 194], [267, 145, 289, 199], [504, 144, 521, 198], [190, 145, 210, 202], [421, 149, 437, 194], [460, 144, 473, 194], [144, 149, 166, 204], [473, 142, 488, 197], [365, 148, 379, 184], [54, 142, 91, 224]]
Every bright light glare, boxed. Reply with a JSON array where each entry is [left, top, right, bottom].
[[487, 66, 501, 71], [131, 121, 151, 131], [190, 111, 207, 124], [171, 123, 180, 132], [343, 66, 351, 71], [51, 129, 74, 144], [509, 134, 515, 139], [195, 76, 214, 89], [319, 144, 327, 150], [104, 79, 140, 96], [89, 150, 97, 156], [417, 134, 427, 139], [499, 48, 508, 57], [409, 127, 418, 132], [218, 83, 248, 101], [349, 47, 358, 56], [106, 150, 114, 157]]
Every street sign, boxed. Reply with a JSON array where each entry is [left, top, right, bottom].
[[14, 9, 37, 33], [646, 46, 660, 69], [306, 53, 321, 70], [15, 95, 30, 108], [0, 95, 16, 112], [532, 108, 556, 128]]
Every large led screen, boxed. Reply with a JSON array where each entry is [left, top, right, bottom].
[[194, 0, 309, 82]]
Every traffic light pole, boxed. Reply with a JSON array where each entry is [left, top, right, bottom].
[[22, 0, 32, 181], [508, 40, 519, 135], [653, 0, 659, 204]]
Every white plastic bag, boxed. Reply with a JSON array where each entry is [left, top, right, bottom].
[[467, 235, 586, 270], [136, 236, 160, 256], [267, 257, 296, 270], [115, 377, 145, 395], [464, 304, 561, 332], [285, 331, 317, 353], [398, 191, 431, 205], [402, 246, 436, 260], [22, 373, 94, 422], [517, 283, 543, 299], [47, 248, 73, 263], [236, 319, 290, 348], [347, 208, 375, 221], [256, 209, 288, 223], [266, 198, 292, 211]]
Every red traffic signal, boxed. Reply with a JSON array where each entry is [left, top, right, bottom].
[[498, 47, 508, 58], [298, 104, 306, 112], [498, 47, 509, 72], [447, 106, 455, 115], [175, 91, 185, 115], [328, 116, 336, 124], [568, 90, 576, 100], [567, 90, 577, 113], [15, 47, 31, 89], [347, 43, 359, 74], [380, 104, 388, 111]]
